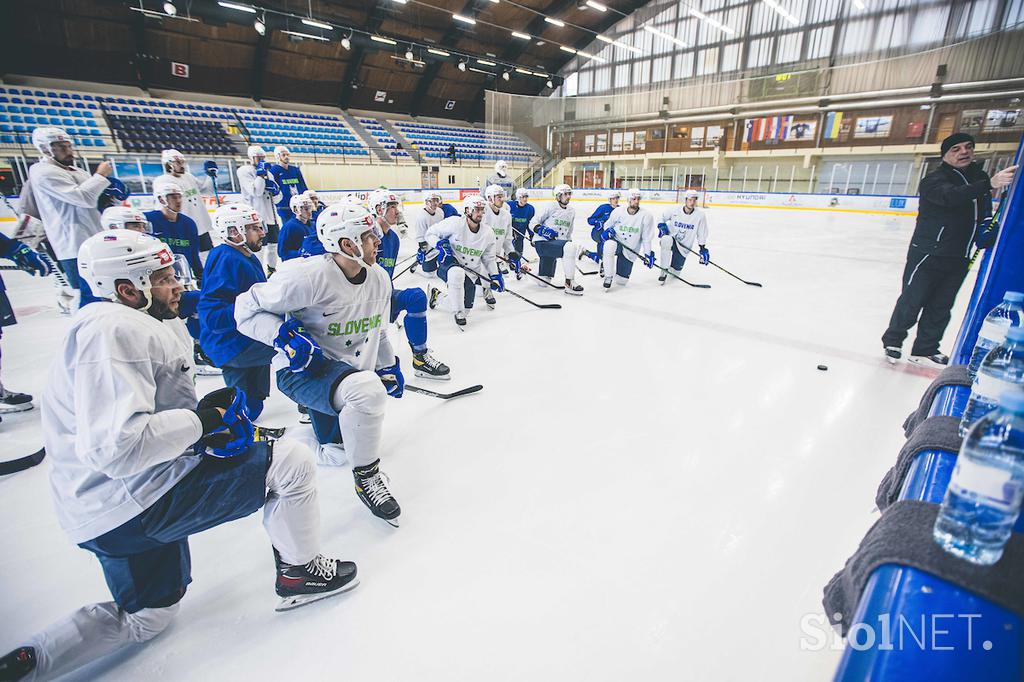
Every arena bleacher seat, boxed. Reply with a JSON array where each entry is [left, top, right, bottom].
[[358, 118, 410, 161], [391, 120, 536, 163], [236, 110, 367, 157], [0, 86, 108, 149]]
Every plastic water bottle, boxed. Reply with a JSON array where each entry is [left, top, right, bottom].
[[960, 326, 1024, 436], [934, 389, 1024, 565], [967, 291, 1024, 378]]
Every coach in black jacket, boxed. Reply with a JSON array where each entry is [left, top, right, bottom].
[[882, 133, 1017, 365]]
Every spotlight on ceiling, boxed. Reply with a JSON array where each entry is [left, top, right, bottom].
[[253, 16, 265, 35], [163, 1, 177, 15], [458, 60, 467, 71], [502, 70, 510, 81], [341, 35, 351, 50], [546, 79, 554, 88], [405, 48, 414, 61]]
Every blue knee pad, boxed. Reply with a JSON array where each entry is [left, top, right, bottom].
[[670, 242, 687, 271], [392, 287, 428, 352], [534, 239, 567, 279]]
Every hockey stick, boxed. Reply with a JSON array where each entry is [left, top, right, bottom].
[[673, 241, 763, 287], [461, 263, 562, 310], [0, 448, 45, 476], [496, 255, 564, 289], [406, 384, 483, 400], [390, 254, 420, 281], [612, 239, 711, 289], [0, 196, 69, 287]]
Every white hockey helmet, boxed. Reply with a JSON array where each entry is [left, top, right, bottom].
[[274, 145, 290, 159], [78, 229, 176, 307], [607, 189, 622, 201], [303, 188, 320, 204], [213, 202, 262, 245], [152, 178, 184, 205], [515, 187, 529, 201], [683, 189, 700, 201], [553, 184, 572, 202], [161, 148, 185, 170], [462, 194, 487, 216], [290, 193, 313, 215], [32, 126, 72, 157], [101, 206, 152, 233], [367, 189, 400, 217], [424, 190, 443, 204], [247, 145, 267, 161], [484, 184, 506, 202], [316, 203, 379, 266], [626, 188, 642, 201], [495, 160, 508, 176]]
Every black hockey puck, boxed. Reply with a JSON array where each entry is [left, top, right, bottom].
[[817, 364, 828, 371]]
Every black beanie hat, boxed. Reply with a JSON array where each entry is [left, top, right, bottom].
[[941, 132, 975, 156]]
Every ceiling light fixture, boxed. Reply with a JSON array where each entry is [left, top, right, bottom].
[[163, 1, 177, 15], [502, 71, 510, 81], [511, 31, 531, 40], [301, 18, 332, 30], [453, 13, 476, 25], [281, 30, 330, 41], [341, 35, 351, 49], [689, 8, 736, 34], [642, 24, 686, 48], [427, 48, 450, 56], [371, 35, 398, 45], [458, 60, 467, 71], [405, 48, 415, 60], [761, 0, 799, 25], [253, 16, 265, 35], [596, 34, 614, 43], [559, 45, 577, 54], [468, 67, 495, 76], [544, 17, 565, 27], [477, 58, 497, 66], [546, 79, 554, 88], [586, 1, 607, 10], [514, 68, 533, 75], [218, 1, 255, 12]]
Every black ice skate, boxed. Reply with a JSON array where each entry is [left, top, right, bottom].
[[0, 646, 36, 681], [413, 349, 451, 380], [274, 549, 358, 612], [658, 271, 668, 285], [484, 291, 497, 309], [564, 280, 583, 296], [0, 391, 33, 414], [428, 287, 442, 310], [603, 276, 613, 291], [909, 352, 949, 367], [193, 343, 222, 376], [353, 459, 401, 527], [255, 425, 287, 440], [884, 346, 901, 364], [454, 311, 467, 328], [297, 403, 311, 424]]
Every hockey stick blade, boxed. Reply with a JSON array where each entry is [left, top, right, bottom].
[[461, 264, 562, 310], [406, 384, 483, 400], [497, 255, 564, 289], [674, 242, 762, 287], [0, 448, 46, 476], [613, 239, 710, 288]]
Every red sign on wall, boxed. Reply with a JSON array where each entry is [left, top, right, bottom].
[[171, 62, 190, 78]]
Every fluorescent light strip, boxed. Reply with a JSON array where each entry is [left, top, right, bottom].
[[514, 68, 533, 75], [281, 30, 330, 41], [218, 1, 256, 13], [468, 67, 494, 75], [129, 6, 199, 20], [761, 0, 799, 25], [618, 42, 643, 54], [544, 17, 565, 27], [301, 18, 332, 30], [689, 8, 735, 35], [642, 24, 686, 48], [559, 45, 577, 54], [391, 55, 425, 66], [370, 35, 397, 45], [453, 13, 476, 24], [427, 48, 450, 56], [586, 0, 607, 10], [511, 31, 531, 40], [477, 59, 497, 66], [577, 50, 605, 63], [596, 34, 614, 43], [392, 0, 407, 3]]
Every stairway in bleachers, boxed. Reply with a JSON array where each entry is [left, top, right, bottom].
[[379, 120, 421, 164], [340, 112, 391, 162]]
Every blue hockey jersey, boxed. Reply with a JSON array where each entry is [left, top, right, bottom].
[[197, 243, 267, 365]]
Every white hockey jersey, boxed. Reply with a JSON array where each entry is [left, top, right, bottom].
[[237, 164, 281, 227], [41, 302, 203, 543], [27, 158, 109, 260], [606, 206, 657, 262], [426, 215, 499, 277], [483, 204, 513, 256], [530, 202, 576, 242], [234, 254, 396, 374], [660, 206, 709, 251], [482, 172, 516, 198], [156, 171, 212, 236], [411, 205, 444, 244]]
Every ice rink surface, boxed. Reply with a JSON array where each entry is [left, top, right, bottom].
[[0, 203, 974, 681]]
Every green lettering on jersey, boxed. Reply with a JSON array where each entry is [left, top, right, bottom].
[[327, 314, 383, 337]]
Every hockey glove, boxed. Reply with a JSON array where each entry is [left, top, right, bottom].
[[435, 238, 454, 265], [535, 226, 559, 241], [204, 160, 219, 178], [643, 251, 656, 269], [264, 177, 281, 197], [507, 251, 523, 274], [417, 240, 430, 253], [490, 272, 506, 293], [4, 240, 52, 277], [699, 246, 710, 265], [975, 217, 998, 249], [376, 358, 405, 398], [196, 387, 255, 458], [178, 290, 201, 319], [658, 223, 670, 238], [600, 227, 616, 241], [275, 319, 328, 375], [255, 161, 269, 177]]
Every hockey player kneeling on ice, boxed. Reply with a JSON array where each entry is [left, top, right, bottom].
[[411, 190, 445, 276], [509, 187, 535, 257], [658, 189, 710, 284], [599, 188, 658, 290], [197, 204, 280, 423], [482, 184, 526, 278], [582, 188, 621, 274], [528, 184, 583, 295], [369, 190, 451, 380], [0, 231, 357, 682], [233, 204, 403, 527], [425, 195, 504, 328]]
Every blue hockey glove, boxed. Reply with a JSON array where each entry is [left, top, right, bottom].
[[658, 223, 670, 238], [178, 290, 201, 318], [98, 177, 129, 209], [601, 226, 616, 241], [264, 177, 280, 197], [699, 246, 710, 265], [975, 217, 998, 249], [643, 251, 656, 269], [435, 238, 453, 264], [376, 358, 405, 398], [490, 272, 506, 292], [203, 160, 219, 178], [255, 161, 269, 177], [507, 251, 522, 274], [535, 225, 558, 241], [5, 240, 52, 277], [274, 319, 327, 374], [197, 387, 255, 458]]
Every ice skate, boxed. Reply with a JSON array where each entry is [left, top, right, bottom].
[[193, 343, 222, 376], [428, 286, 442, 310], [0, 390, 33, 414], [413, 349, 451, 380], [353, 459, 401, 527], [884, 346, 901, 364], [0, 646, 36, 680], [484, 291, 497, 309], [909, 352, 949, 367], [564, 280, 583, 296], [274, 550, 358, 612], [454, 311, 467, 329]]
